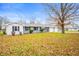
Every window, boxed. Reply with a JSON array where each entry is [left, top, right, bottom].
[[34, 27, 38, 30], [15, 26, 17, 31], [45, 27, 49, 32], [12, 26, 19, 31], [23, 26, 29, 31], [18, 26, 19, 31], [12, 26, 14, 32]]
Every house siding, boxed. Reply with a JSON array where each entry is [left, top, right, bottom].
[[4, 23, 60, 35], [6, 23, 23, 35]]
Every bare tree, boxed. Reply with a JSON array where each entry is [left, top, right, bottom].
[[17, 15, 26, 24], [44, 3, 79, 34], [0, 16, 3, 30], [29, 16, 36, 24], [0, 16, 10, 30]]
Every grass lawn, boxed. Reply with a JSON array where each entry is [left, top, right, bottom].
[[0, 31, 4, 35], [0, 32, 79, 56], [65, 30, 79, 33]]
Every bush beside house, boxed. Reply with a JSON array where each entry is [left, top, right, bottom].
[[0, 29, 6, 35], [40, 27, 44, 32], [29, 27, 33, 34]]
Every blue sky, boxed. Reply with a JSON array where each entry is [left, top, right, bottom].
[[0, 3, 47, 23], [0, 3, 79, 24]]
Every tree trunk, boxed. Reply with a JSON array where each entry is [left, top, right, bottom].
[[61, 24, 65, 34]]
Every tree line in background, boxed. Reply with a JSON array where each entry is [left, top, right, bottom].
[[0, 16, 10, 30]]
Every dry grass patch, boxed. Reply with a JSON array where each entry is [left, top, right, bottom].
[[0, 32, 79, 56]]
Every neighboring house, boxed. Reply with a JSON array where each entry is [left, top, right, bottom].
[[1, 22, 60, 35]]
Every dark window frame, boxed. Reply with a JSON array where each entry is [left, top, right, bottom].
[[34, 27, 38, 30], [23, 26, 29, 31], [12, 26, 19, 31]]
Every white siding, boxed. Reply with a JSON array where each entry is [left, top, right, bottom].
[[6, 25, 12, 35], [54, 27, 59, 32], [49, 27, 59, 32], [49, 27, 55, 32], [19, 25, 23, 34], [6, 24, 23, 35]]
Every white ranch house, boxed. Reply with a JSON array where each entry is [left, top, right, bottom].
[[1, 22, 61, 35], [1, 22, 79, 35]]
